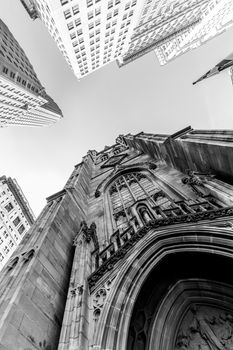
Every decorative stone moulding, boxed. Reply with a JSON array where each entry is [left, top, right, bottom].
[[94, 161, 158, 198], [88, 206, 233, 289], [149, 279, 233, 350]]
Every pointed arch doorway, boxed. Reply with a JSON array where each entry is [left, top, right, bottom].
[[127, 252, 233, 350]]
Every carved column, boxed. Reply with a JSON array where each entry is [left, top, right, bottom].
[[58, 222, 98, 350]]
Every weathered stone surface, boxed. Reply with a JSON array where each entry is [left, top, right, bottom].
[[1, 129, 233, 350]]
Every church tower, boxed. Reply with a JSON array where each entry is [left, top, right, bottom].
[[1, 127, 233, 349]]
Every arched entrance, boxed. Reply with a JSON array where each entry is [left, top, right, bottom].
[[127, 252, 233, 350], [93, 226, 233, 350]]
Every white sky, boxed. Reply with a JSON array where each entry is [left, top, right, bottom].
[[1, 0, 233, 217]]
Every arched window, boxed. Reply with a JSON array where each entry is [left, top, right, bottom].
[[137, 204, 154, 224], [108, 172, 161, 231]]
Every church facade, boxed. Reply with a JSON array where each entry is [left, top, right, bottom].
[[1, 127, 233, 349]]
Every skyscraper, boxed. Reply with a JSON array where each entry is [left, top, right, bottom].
[[156, 0, 233, 65], [118, 0, 209, 67], [21, 0, 233, 76], [0, 19, 62, 127], [21, 0, 142, 79], [0, 127, 233, 349], [0, 176, 35, 270]]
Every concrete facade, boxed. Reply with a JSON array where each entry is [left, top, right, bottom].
[[1, 128, 233, 349], [0, 176, 35, 271], [0, 18, 62, 127]]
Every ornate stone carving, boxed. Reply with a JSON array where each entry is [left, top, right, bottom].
[[175, 305, 233, 349], [93, 288, 107, 309], [115, 134, 127, 146], [92, 278, 115, 322], [182, 170, 215, 197], [94, 161, 158, 198], [74, 221, 99, 249], [148, 162, 157, 170], [88, 206, 233, 288], [70, 285, 83, 297]]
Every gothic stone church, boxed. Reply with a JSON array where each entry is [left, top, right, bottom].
[[1, 127, 233, 350]]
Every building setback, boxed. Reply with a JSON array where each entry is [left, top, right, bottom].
[[0, 128, 233, 348], [0, 19, 62, 127], [20, 0, 142, 79], [155, 0, 233, 65], [118, 0, 209, 66], [21, 0, 233, 75], [0, 176, 35, 270]]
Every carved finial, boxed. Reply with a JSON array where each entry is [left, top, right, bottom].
[[115, 134, 127, 146], [87, 150, 97, 159], [74, 221, 99, 247]]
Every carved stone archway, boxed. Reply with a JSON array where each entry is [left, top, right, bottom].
[[149, 279, 233, 350], [93, 226, 233, 350], [128, 252, 233, 350]]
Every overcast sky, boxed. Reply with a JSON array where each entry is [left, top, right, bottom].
[[1, 0, 233, 216]]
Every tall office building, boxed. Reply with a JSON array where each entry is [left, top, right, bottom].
[[1, 127, 233, 349], [21, 0, 233, 76], [0, 176, 35, 270], [118, 0, 210, 67], [155, 0, 233, 65], [0, 19, 62, 127], [21, 0, 142, 79]]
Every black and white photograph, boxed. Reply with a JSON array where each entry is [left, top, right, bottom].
[[1, 0, 233, 349]]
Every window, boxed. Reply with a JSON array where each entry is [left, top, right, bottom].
[[70, 32, 76, 40], [61, 0, 69, 5], [18, 224, 25, 234], [88, 11, 94, 19], [109, 172, 161, 231], [3, 231, 9, 239], [75, 18, 81, 26], [5, 202, 13, 212], [95, 8, 101, 16], [67, 21, 74, 30], [13, 216, 20, 227], [10, 72, 15, 79], [108, 0, 113, 8], [87, 0, 93, 6], [125, 2, 130, 10], [64, 9, 71, 19], [2, 67, 8, 74], [72, 4, 79, 15]]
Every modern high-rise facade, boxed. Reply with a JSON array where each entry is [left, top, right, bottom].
[[155, 0, 233, 65], [0, 176, 35, 270], [21, 0, 233, 76], [21, 0, 142, 79], [1, 127, 233, 349], [118, 0, 210, 66], [0, 19, 62, 127]]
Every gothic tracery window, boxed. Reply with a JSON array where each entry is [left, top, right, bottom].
[[109, 172, 163, 231], [107, 170, 224, 234]]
